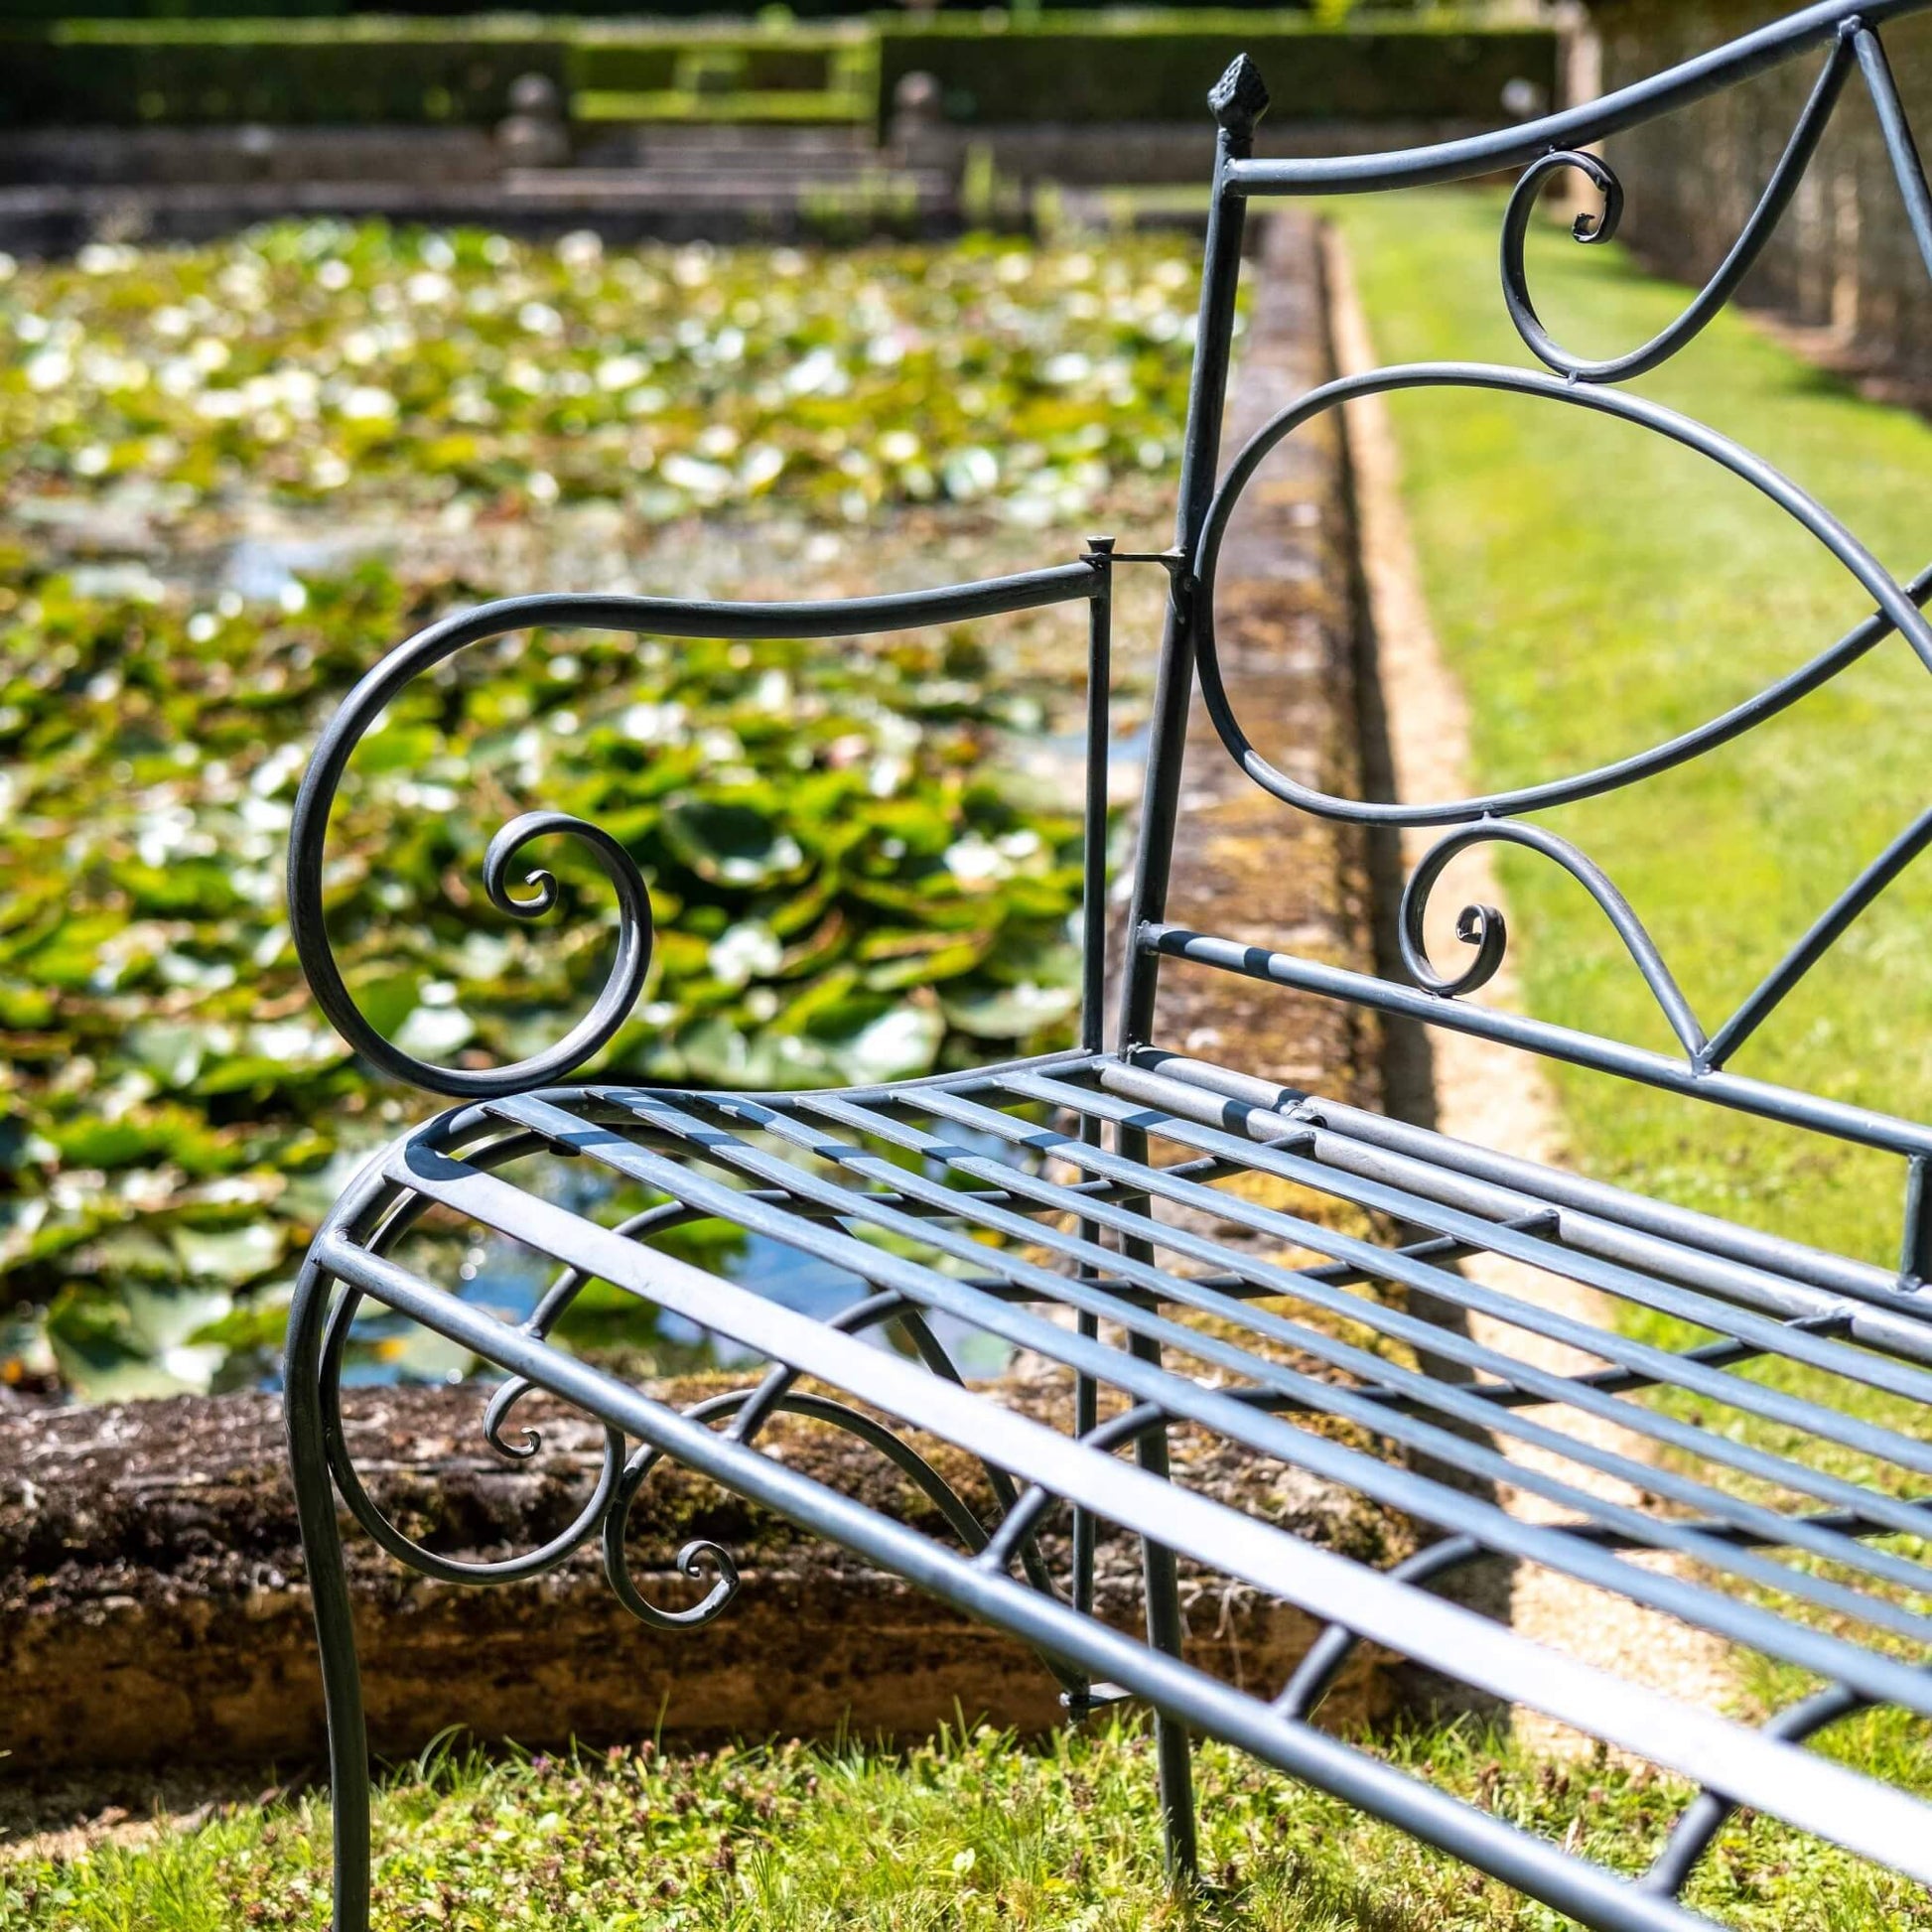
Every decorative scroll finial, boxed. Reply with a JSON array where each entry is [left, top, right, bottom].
[[1209, 54, 1270, 140]]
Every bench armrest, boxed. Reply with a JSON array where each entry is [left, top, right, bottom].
[[286, 563, 1110, 1099]]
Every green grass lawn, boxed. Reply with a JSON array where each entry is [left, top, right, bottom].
[[1322, 180, 1932, 1846], [1328, 191, 1932, 1586], [1329, 188, 1932, 1273], [7, 1717, 1929, 1931]]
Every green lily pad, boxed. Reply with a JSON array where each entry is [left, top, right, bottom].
[[170, 1222, 284, 1286], [46, 1281, 234, 1401], [361, 1320, 474, 1386], [661, 798, 806, 888], [0, 223, 1176, 1398], [393, 1004, 478, 1060], [939, 979, 1082, 1040], [808, 997, 945, 1085], [127, 1021, 211, 1090]]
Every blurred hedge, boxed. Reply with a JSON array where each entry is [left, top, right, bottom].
[[0, 19, 569, 127], [0, 0, 1361, 17], [569, 24, 877, 125], [876, 13, 1559, 128], [0, 11, 1553, 132]]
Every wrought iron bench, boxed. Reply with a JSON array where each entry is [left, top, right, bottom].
[[284, 6, 1932, 1926]]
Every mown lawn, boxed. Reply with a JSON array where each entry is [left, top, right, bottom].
[[1325, 181, 1932, 1834], [1329, 188, 1932, 1273], [1328, 192, 1932, 1599], [6, 1716, 1929, 1931]]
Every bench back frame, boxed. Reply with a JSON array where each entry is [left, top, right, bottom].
[[1120, 0, 1932, 1293]]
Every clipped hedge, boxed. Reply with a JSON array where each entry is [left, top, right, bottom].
[[877, 11, 1559, 129], [568, 22, 877, 125], [568, 21, 872, 91], [0, 19, 569, 128], [0, 11, 1555, 132], [0, 0, 1354, 16], [0, 17, 877, 129]]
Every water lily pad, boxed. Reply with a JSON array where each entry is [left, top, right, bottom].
[[808, 997, 945, 1085], [393, 1003, 478, 1059], [82, 1226, 180, 1281], [939, 979, 1081, 1039], [170, 1222, 284, 1286], [46, 1281, 233, 1400], [360, 1320, 474, 1386], [660, 799, 806, 888], [671, 1017, 790, 1089], [859, 926, 993, 990], [0, 224, 1173, 1398], [707, 919, 782, 989], [127, 1021, 210, 1090], [0, 981, 55, 1029]]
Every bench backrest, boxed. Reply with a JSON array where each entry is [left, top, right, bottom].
[[1125, 0, 1932, 1281], [288, 1, 1932, 1283]]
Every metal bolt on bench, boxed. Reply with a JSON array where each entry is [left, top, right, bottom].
[[286, 7, 1932, 1925]]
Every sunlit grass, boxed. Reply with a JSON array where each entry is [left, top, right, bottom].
[[1328, 190, 1932, 1704], [8, 1717, 1931, 1930], [1331, 188, 1932, 1271]]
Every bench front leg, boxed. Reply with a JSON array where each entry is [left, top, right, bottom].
[[285, 1254, 373, 1932]]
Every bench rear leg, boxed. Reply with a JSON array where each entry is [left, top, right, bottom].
[[1129, 1353, 1199, 1882], [285, 1259, 373, 1932], [1117, 1120, 1199, 1883]]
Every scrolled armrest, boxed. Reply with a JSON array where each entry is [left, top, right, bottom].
[[286, 595, 664, 1099], [286, 564, 1105, 1099]]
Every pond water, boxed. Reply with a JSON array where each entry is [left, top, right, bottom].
[[1, 222, 1188, 1406], [322, 708, 1148, 1400], [341, 1113, 1038, 1390]]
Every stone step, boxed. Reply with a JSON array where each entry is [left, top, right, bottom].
[[501, 166, 951, 204]]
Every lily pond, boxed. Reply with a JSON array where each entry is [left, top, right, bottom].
[[0, 220, 1211, 1402]]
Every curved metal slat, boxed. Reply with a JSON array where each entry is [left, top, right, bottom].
[[1227, 0, 1932, 195], [458, 1090, 1932, 1712], [1499, 36, 1857, 385], [798, 1087, 1932, 1588], [314, 1207, 1932, 1893], [315, 1221, 1744, 1931]]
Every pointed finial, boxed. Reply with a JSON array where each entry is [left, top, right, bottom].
[[1208, 54, 1269, 139]]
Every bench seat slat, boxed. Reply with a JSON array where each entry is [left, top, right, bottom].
[[320, 1137, 1932, 1884]]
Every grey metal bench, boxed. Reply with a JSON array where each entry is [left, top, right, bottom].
[[284, 7, 1932, 1926]]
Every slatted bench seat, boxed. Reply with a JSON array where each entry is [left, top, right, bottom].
[[283, 8, 1932, 1926]]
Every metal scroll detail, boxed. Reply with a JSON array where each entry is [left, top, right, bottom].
[[313, 1255, 1022, 1633], [286, 598, 661, 1102], [1495, 23, 1932, 386], [1398, 822, 1706, 1057], [1183, 14, 1932, 1075], [1498, 29, 1856, 385], [305, 1114, 1068, 1638], [286, 565, 1104, 1100]]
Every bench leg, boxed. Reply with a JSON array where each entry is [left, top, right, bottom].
[[1131, 1365, 1200, 1883], [285, 1259, 373, 1932], [1115, 1121, 1198, 1883]]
